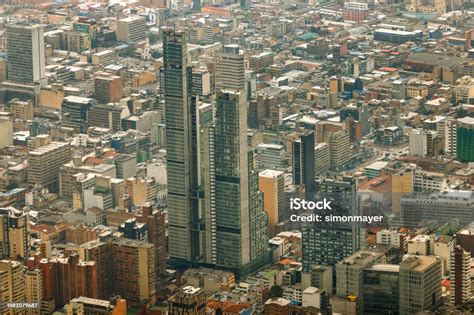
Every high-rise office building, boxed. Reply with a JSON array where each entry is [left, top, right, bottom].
[[6, 24, 45, 83], [88, 103, 127, 132], [399, 255, 442, 315], [259, 170, 285, 238], [292, 131, 315, 200], [163, 29, 201, 266], [215, 45, 246, 93], [256, 143, 286, 169], [302, 225, 355, 269], [457, 117, 474, 162], [94, 74, 122, 104], [450, 245, 471, 305], [199, 123, 217, 266], [28, 136, 71, 193], [302, 176, 359, 268], [363, 264, 400, 314], [163, 30, 266, 275], [116, 16, 147, 43], [0, 207, 28, 260], [401, 191, 474, 228], [247, 150, 270, 270], [191, 67, 211, 97], [195, 101, 218, 267], [314, 143, 330, 176], [328, 130, 351, 170], [334, 250, 387, 315], [62, 96, 97, 134], [214, 90, 269, 275]]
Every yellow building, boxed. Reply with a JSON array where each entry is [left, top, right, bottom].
[[0, 260, 25, 315], [0, 117, 13, 149], [111, 239, 156, 305], [455, 76, 474, 104], [406, 85, 429, 99], [259, 170, 285, 238], [391, 168, 414, 214], [25, 269, 43, 315], [0, 207, 28, 260], [132, 71, 157, 88], [8, 99, 34, 121], [126, 177, 157, 206], [0, 59, 7, 82], [329, 77, 339, 93], [39, 83, 64, 110]]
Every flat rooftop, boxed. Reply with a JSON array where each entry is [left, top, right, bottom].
[[405, 52, 466, 68], [259, 169, 284, 177]]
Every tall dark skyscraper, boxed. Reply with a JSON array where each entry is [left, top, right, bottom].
[[214, 90, 250, 271], [214, 90, 268, 275], [292, 131, 316, 200], [247, 150, 270, 272], [302, 176, 359, 268], [163, 29, 201, 265], [212, 41, 268, 276], [163, 29, 268, 276]]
